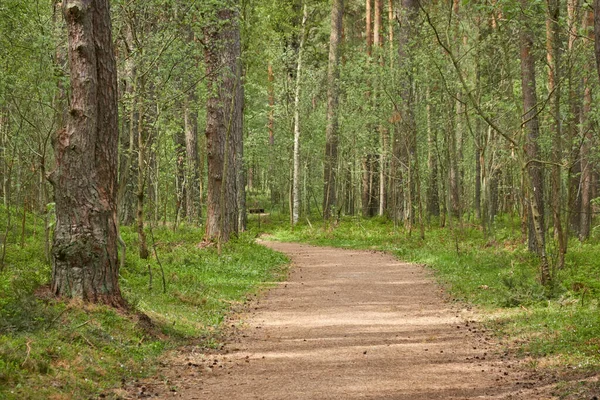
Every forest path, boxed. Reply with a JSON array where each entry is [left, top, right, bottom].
[[134, 242, 555, 399]]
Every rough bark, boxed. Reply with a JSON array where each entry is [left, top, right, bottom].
[[323, 0, 344, 220], [51, 0, 124, 307], [204, 2, 242, 242]]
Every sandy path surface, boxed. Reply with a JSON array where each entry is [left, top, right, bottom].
[[131, 242, 556, 399]]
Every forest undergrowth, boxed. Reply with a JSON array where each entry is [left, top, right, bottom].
[[0, 205, 288, 399], [263, 213, 600, 390]]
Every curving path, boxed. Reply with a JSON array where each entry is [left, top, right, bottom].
[[132, 242, 555, 399]]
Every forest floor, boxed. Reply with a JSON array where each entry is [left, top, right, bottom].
[[123, 240, 572, 399]]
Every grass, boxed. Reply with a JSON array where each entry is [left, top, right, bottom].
[[262, 214, 600, 372], [0, 206, 288, 399]]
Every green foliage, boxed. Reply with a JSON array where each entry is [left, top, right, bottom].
[[265, 216, 600, 370], [0, 210, 288, 399]]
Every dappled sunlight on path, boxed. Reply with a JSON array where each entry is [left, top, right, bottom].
[[135, 242, 555, 399]]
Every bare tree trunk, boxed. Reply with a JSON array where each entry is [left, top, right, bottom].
[[204, 2, 242, 243], [595, 0, 600, 83], [50, 0, 124, 307], [547, 0, 565, 267], [580, 8, 594, 241], [520, 0, 547, 279], [393, 0, 419, 225], [175, 127, 186, 228], [292, 5, 308, 226], [323, 0, 344, 220], [426, 87, 439, 218], [136, 75, 149, 259], [184, 92, 201, 224], [567, 0, 582, 236]]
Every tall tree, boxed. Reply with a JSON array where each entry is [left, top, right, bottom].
[[292, 4, 308, 226], [204, 1, 243, 242], [323, 0, 344, 220], [546, 0, 565, 267], [520, 0, 548, 282], [50, 0, 124, 307], [391, 0, 419, 225]]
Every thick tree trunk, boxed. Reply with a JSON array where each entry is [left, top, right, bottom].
[[323, 0, 344, 220], [51, 0, 124, 307], [204, 2, 242, 242]]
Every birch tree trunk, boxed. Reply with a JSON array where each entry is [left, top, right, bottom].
[[292, 4, 308, 226]]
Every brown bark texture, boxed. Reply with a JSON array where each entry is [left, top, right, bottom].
[[520, 0, 549, 283], [51, 0, 124, 307], [204, 2, 243, 242]]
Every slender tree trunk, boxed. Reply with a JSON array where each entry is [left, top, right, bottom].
[[580, 8, 594, 241], [50, 0, 124, 307], [175, 127, 186, 228], [520, 0, 548, 283], [547, 0, 565, 267], [292, 5, 308, 226], [595, 0, 600, 83], [567, 0, 582, 236], [184, 92, 201, 224], [136, 75, 149, 259], [204, 2, 242, 243], [426, 87, 439, 218], [323, 0, 344, 220], [393, 0, 419, 225]]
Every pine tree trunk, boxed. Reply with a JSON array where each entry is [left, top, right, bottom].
[[204, 2, 242, 242], [51, 0, 124, 307]]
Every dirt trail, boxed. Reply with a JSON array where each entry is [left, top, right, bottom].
[[133, 242, 556, 399]]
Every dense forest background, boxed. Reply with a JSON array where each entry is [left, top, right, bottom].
[[3, 0, 600, 278], [4, 0, 600, 397]]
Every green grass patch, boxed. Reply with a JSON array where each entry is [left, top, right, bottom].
[[0, 206, 288, 399], [263, 215, 600, 371]]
